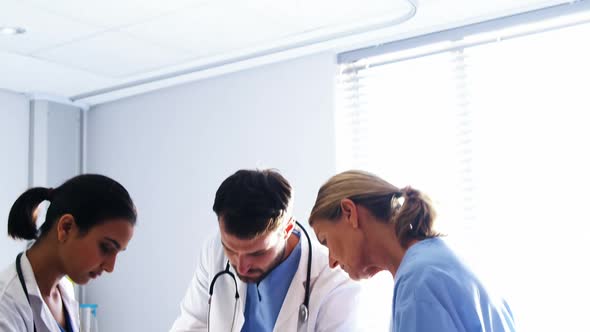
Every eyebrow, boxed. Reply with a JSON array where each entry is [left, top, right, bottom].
[[221, 241, 268, 256], [221, 241, 234, 253], [250, 249, 268, 255], [316, 232, 327, 246], [104, 237, 124, 251]]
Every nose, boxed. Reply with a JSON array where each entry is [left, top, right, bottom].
[[102, 254, 117, 273], [236, 255, 252, 275], [328, 255, 339, 269]]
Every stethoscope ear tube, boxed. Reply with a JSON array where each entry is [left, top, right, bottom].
[[207, 262, 240, 332], [209, 261, 239, 299], [208, 220, 313, 326], [295, 221, 312, 323], [15, 253, 38, 332]]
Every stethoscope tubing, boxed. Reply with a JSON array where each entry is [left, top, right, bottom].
[[207, 221, 313, 330]]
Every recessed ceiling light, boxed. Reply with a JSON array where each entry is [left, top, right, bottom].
[[0, 26, 26, 35]]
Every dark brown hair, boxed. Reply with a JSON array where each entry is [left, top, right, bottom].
[[213, 169, 292, 239]]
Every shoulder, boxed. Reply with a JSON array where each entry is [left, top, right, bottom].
[[202, 232, 222, 254], [0, 263, 19, 303], [196, 232, 223, 262], [395, 256, 475, 306], [0, 265, 26, 329], [196, 232, 228, 276], [397, 238, 461, 278], [309, 239, 358, 293], [307, 236, 332, 278], [204, 232, 225, 259]]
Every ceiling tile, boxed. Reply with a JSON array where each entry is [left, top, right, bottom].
[[32, 31, 194, 78], [0, 50, 113, 95], [241, 0, 412, 31], [25, 0, 212, 29], [122, 2, 301, 58], [0, 1, 101, 54], [0, 0, 570, 101]]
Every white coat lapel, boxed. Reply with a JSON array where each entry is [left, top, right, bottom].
[[233, 271, 247, 332], [59, 280, 80, 332], [209, 262, 242, 332], [20, 253, 61, 332], [273, 231, 314, 332]]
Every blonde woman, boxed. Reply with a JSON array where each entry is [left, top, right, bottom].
[[309, 170, 515, 332]]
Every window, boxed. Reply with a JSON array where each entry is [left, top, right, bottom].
[[337, 3, 590, 331]]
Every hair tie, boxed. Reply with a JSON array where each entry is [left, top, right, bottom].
[[390, 191, 405, 211]]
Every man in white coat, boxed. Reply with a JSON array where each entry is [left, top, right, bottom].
[[170, 169, 363, 332]]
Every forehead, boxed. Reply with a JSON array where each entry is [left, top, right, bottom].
[[311, 218, 338, 236], [86, 219, 134, 241], [219, 226, 279, 253], [311, 218, 327, 231]]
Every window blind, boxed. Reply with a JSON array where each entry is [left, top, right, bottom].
[[336, 4, 590, 331]]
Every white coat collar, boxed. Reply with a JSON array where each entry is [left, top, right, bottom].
[[20, 252, 80, 332], [226, 225, 321, 331]]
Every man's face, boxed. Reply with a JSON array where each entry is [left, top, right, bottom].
[[219, 219, 287, 283]]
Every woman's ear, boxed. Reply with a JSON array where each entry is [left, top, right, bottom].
[[340, 199, 359, 229], [56, 214, 76, 243]]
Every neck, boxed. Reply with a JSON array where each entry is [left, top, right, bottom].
[[385, 238, 420, 277], [26, 237, 65, 297], [366, 222, 417, 277], [282, 232, 299, 262]]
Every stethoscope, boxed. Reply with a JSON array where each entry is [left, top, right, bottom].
[[207, 221, 313, 331], [16, 253, 38, 332]]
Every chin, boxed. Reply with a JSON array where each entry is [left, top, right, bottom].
[[342, 269, 362, 281], [348, 267, 380, 281], [71, 273, 95, 285], [237, 273, 264, 283], [68, 277, 86, 285], [363, 266, 382, 278], [352, 273, 370, 281]]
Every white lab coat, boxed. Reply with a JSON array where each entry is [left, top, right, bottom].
[[0, 252, 80, 332], [170, 228, 364, 332]]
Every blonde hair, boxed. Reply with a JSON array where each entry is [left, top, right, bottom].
[[309, 170, 439, 248]]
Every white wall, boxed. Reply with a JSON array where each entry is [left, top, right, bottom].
[[1, 93, 83, 266], [85, 53, 338, 332], [29, 100, 82, 188], [46, 102, 82, 187], [0, 90, 29, 266]]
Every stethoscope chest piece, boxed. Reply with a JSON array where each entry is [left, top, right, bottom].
[[299, 304, 309, 323]]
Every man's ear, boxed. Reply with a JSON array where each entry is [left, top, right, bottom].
[[56, 214, 76, 243], [283, 217, 295, 239], [340, 199, 359, 229]]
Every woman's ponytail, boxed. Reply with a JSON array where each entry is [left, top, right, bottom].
[[393, 186, 439, 248], [7, 187, 52, 240]]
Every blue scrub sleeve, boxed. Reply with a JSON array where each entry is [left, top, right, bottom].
[[394, 299, 460, 332]]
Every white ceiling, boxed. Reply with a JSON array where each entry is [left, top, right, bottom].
[[0, 0, 568, 105]]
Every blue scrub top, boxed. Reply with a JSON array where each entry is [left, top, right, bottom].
[[241, 232, 302, 332], [392, 238, 516, 332]]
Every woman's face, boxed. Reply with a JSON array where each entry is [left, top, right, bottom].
[[58, 217, 134, 284], [312, 202, 381, 280]]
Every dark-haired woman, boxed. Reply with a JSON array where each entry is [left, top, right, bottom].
[[309, 170, 515, 332], [0, 174, 137, 332]]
